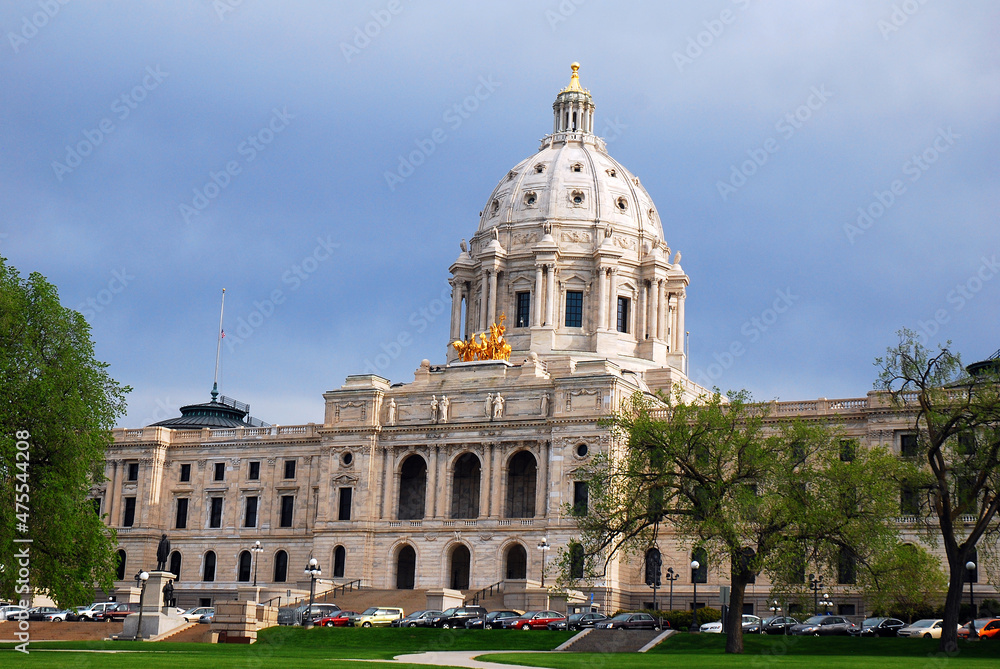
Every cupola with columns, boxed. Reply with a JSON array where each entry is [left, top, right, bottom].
[[447, 63, 690, 379]]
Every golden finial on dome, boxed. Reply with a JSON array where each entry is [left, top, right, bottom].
[[562, 61, 585, 93]]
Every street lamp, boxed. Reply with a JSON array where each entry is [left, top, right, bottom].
[[820, 594, 834, 615], [690, 560, 701, 633], [303, 557, 321, 629], [251, 540, 264, 588], [967, 561, 978, 639], [537, 536, 551, 588], [664, 567, 680, 611], [769, 600, 783, 636], [808, 574, 822, 615], [133, 570, 149, 641]]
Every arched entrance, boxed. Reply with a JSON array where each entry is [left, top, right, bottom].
[[398, 455, 427, 520], [451, 453, 481, 519], [396, 545, 416, 589], [505, 544, 527, 580], [450, 544, 471, 590], [506, 451, 537, 518]]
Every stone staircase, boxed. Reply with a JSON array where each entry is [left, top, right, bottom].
[[556, 628, 674, 653]]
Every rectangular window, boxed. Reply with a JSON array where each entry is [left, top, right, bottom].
[[516, 291, 531, 328], [175, 498, 188, 529], [248, 461, 260, 480], [958, 432, 976, 456], [616, 296, 630, 333], [900, 434, 919, 457], [573, 481, 589, 516], [244, 496, 258, 528], [900, 484, 920, 516], [91, 497, 102, 515], [284, 460, 296, 479], [837, 548, 857, 584], [838, 604, 856, 616], [565, 290, 583, 327], [209, 497, 223, 528], [279, 495, 294, 527], [839, 439, 857, 462], [338, 487, 353, 521], [127, 462, 139, 481], [179, 463, 191, 482], [214, 462, 225, 481], [122, 497, 136, 527]]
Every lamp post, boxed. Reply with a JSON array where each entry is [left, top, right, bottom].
[[808, 574, 822, 615], [251, 540, 264, 588], [690, 560, 700, 633], [303, 557, 321, 629], [133, 570, 149, 640], [820, 594, 834, 615], [537, 536, 551, 588], [967, 561, 978, 639], [664, 567, 680, 611], [769, 600, 782, 635]]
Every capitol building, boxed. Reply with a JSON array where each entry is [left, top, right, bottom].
[[100, 65, 992, 616]]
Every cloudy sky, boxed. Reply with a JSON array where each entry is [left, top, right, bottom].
[[2, 1, 997, 428]]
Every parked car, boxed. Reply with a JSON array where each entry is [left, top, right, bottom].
[[851, 617, 905, 637], [789, 615, 857, 636], [104, 603, 141, 622], [700, 614, 761, 634], [42, 609, 75, 622], [1, 606, 28, 621], [547, 612, 610, 631], [596, 612, 664, 631], [762, 616, 800, 635], [350, 606, 404, 627], [468, 610, 523, 630], [66, 606, 90, 622], [277, 603, 341, 626], [509, 611, 566, 630], [180, 606, 214, 623], [198, 611, 214, 624], [27, 607, 64, 621], [318, 610, 357, 627], [393, 610, 442, 628], [433, 606, 487, 629], [958, 618, 1000, 640], [897, 619, 948, 639], [77, 602, 119, 621]]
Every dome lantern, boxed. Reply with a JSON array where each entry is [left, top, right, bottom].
[[552, 62, 595, 135]]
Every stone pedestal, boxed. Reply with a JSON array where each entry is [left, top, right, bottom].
[[211, 601, 278, 643], [121, 571, 186, 640], [237, 586, 261, 604], [115, 586, 142, 604], [426, 588, 465, 611], [503, 579, 551, 611]]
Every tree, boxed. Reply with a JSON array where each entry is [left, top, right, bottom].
[[0, 257, 129, 605], [876, 330, 1000, 651], [860, 543, 947, 622], [571, 389, 904, 654]]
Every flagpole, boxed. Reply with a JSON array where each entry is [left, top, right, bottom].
[[212, 288, 226, 401]]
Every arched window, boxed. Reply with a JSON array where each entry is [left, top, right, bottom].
[[451, 453, 481, 519], [569, 543, 585, 579], [333, 546, 346, 578], [203, 551, 217, 582], [505, 544, 527, 580], [396, 545, 416, 590], [237, 550, 252, 582], [169, 551, 182, 581], [398, 455, 427, 520], [115, 549, 127, 580], [273, 550, 288, 582], [450, 544, 471, 590], [691, 548, 707, 584], [644, 548, 662, 586], [505, 451, 537, 518]]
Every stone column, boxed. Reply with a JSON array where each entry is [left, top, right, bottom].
[[596, 268, 606, 330], [107, 461, 120, 527], [479, 270, 488, 332], [608, 269, 618, 330], [479, 446, 490, 519], [533, 265, 543, 326], [536, 442, 550, 518], [487, 269, 498, 326], [449, 280, 462, 341], [428, 447, 439, 519], [643, 282, 651, 339], [654, 279, 663, 340], [669, 294, 678, 352], [677, 291, 686, 354], [545, 265, 555, 326]]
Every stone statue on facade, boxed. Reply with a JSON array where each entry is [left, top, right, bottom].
[[430, 395, 439, 424], [460, 239, 468, 253], [386, 398, 396, 426], [162, 579, 175, 608], [484, 393, 493, 418], [540, 393, 549, 417], [155, 534, 170, 571], [439, 396, 449, 423], [492, 393, 505, 420]]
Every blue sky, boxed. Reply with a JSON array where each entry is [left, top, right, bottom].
[[2, 1, 997, 427]]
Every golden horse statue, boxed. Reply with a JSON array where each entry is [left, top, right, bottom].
[[452, 314, 512, 362]]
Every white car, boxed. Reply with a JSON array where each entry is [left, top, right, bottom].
[[700, 620, 723, 633], [77, 602, 119, 621], [897, 619, 949, 639], [180, 606, 214, 623], [1, 605, 28, 621], [700, 614, 761, 634]]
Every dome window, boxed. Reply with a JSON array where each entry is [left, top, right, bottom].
[[534, 163, 546, 174], [491, 199, 500, 216], [570, 190, 585, 206], [606, 168, 617, 177], [524, 192, 537, 207], [648, 207, 656, 221], [571, 163, 583, 173], [616, 197, 628, 211]]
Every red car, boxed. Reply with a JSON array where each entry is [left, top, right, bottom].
[[103, 603, 140, 622], [509, 610, 566, 630], [317, 610, 357, 627]]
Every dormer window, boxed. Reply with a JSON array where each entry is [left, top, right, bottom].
[[606, 168, 617, 177], [571, 163, 583, 173], [534, 163, 545, 174]]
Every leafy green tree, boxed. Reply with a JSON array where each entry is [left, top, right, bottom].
[[876, 331, 1000, 650], [860, 542, 947, 622], [0, 257, 129, 605], [570, 389, 904, 654]]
